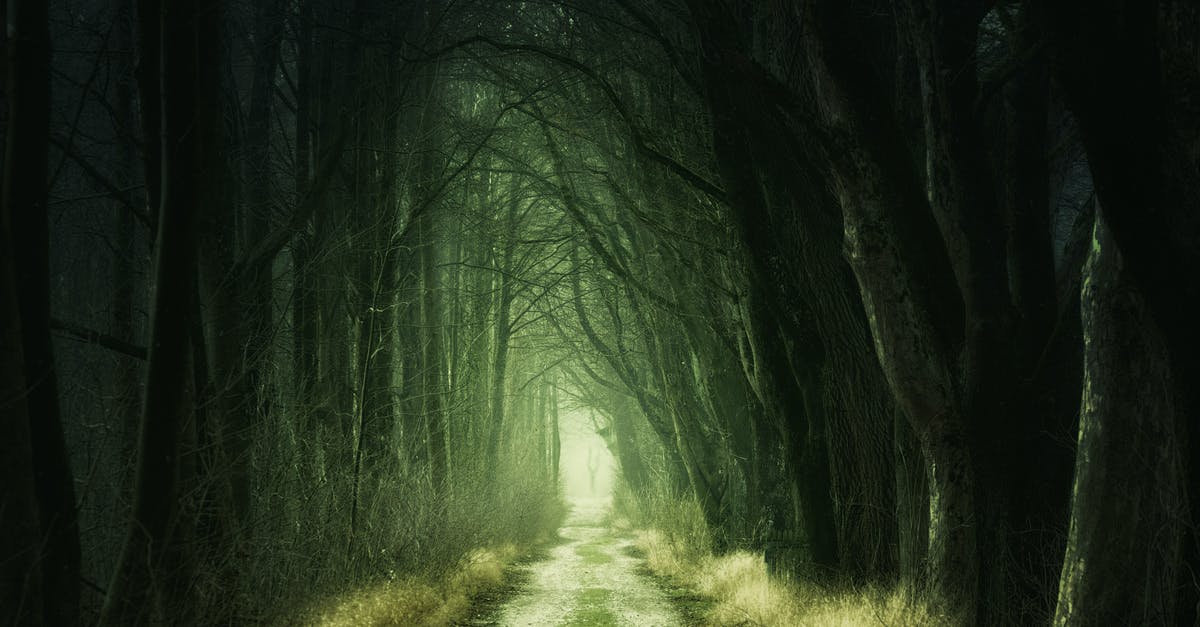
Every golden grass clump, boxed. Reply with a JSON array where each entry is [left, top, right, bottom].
[[449, 545, 518, 597], [298, 544, 518, 627], [635, 529, 699, 580], [635, 529, 951, 626]]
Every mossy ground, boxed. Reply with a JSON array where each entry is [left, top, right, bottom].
[[574, 538, 615, 565], [621, 538, 713, 624], [563, 588, 618, 626]]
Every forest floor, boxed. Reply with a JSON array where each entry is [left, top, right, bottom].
[[461, 497, 687, 626]]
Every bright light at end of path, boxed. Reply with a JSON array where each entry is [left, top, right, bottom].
[[558, 410, 616, 501]]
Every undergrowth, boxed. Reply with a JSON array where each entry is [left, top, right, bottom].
[[264, 459, 565, 626], [228, 413, 568, 626], [294, 544, 519, 626], [615, 486, 951, 626]]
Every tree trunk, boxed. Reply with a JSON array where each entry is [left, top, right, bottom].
[[550, 381, 561, 486], [893, 407, 928, 588], [609, 391, 649, 493], [4, 1, 81, 622], [1053, 211, 1185, 624], [685, 0, 901, 575], [1039, 4, 1200, 620], [194, 7, 267, 527], [112, 0, 145, 497], [420, 211, 449, 490], [0, 156, 44, 627], [292, 0, 316, 411], [801, 1, 979, 612], [101, 0, 207, 621], [821, 77, 975, 612], [485, 197, 518, 472], [226, 0, 285, 514]]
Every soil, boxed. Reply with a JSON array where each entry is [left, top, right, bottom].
[[460, 497, 684, 627]]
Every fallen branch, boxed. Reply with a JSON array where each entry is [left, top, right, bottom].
[[50, 317, 147, 360]]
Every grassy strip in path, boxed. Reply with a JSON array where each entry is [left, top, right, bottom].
[[574, 538, 615, 565], [563, 587, 618, 626]]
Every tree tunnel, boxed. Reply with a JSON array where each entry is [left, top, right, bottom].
[[4, 0, 1198, 625]]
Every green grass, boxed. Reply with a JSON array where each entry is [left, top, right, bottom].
[[565, 588, 617, 626], [574, 540, 614, 565]]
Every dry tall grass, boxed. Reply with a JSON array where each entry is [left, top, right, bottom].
[[296, 545, 517, 626], [621, 488, 951, 626], [635, 529, 951, 626]]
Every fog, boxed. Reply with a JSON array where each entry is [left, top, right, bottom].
[[557, 410, 615, 502]]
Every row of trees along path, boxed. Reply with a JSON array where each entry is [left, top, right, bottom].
[[2, 0, 1197, 625]]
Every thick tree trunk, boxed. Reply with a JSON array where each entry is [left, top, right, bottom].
[[101, 0, 207, 621], [798, 1, 980, 613], [898, 3, 1035, 621], [1, 165, 44, 627], [765, 316, 839, 570], [812, 49, 975, 602], [836, 162, 976, 615], [685, 0, 897, 576], [1054, 212, 1185, 624], [991, 10, 1076, 621], [893, 407, 928, 588], [4, 1, 81, 622], [1040, 4, 1200, 621]]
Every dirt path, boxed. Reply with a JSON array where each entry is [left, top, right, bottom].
[[481, 497, 682, 627]]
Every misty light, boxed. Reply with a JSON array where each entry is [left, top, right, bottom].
[[557, 410, 615, 502]]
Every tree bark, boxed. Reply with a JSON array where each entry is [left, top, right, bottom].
[[0, 135, 44, 627], [608, 391, 649, 493], [485, 193, 519, 472], [1054, 211, 1185, 624], [4, 1, 81, 622], [550, 381, 561, 486], [684, 0, 898, 576], [420, 210, 449, 490], [1039, 4, 1200, 621], [101, 0, 207, 621]]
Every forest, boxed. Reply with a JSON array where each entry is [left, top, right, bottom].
[[2, 0, 1197, 625]]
